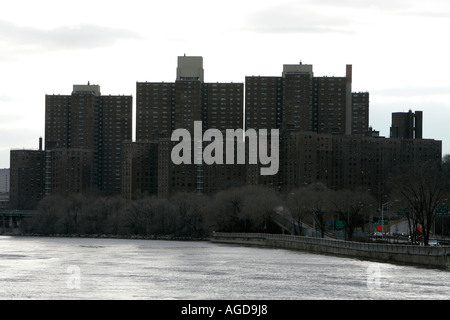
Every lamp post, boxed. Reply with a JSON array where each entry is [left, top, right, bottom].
[[381, 200, 399, 240], [381, 202, 390, 238]]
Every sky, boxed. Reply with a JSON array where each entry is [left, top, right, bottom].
[[1, 0, 450, 168]]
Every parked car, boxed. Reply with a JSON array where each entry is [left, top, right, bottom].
[[428, 239, 439, 247], [374, 232, 383, 238]]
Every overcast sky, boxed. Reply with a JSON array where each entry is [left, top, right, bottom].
[[1, 0, 450, 168]]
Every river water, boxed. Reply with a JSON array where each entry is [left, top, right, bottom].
[[0, 236, 448, 300]]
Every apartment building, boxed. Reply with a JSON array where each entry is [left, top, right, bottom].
[[45, 83, 132, 195], [8, 56, 442, 208]]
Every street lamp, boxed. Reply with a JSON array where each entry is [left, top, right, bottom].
[[381, 200, 399, 239], [381, 202, 389, 238]]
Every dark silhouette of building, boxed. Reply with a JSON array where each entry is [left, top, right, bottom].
[[9, 138, 45, 209], [351, 92, 370, 135], [8, 57, 442, 208], [245, 63, 364, 136], [245, 76, 283, 131], [45, 83, 132, 195], [121, 141, 159, 200], [313, 66, 352, 135], [390, 110, 423, 139], [279, 131, 441, 201], [133, 79, 440, 201], [45, 149, 93, 195], [127, 56, 245, 198]]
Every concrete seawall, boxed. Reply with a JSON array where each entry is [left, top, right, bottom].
[[211, 232, 450, 270]]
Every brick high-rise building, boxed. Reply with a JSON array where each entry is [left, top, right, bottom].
[[279, 131, 441, 200], [137, 57, 243, 138], [136, 82, 174, 141], [313, 70, 350, 135], [174, 79, 204, 134], [98, 94, 133, 194], [390, 110, 423, 139], [245, 76, 283, 131], [351, 92, 370, 135], [245, 63, 368, 192], [205, 82, 243, 133], [0, 168, 9, 194], [45, 149, 93, 195], [121, 141, 159, 200], [9, 56, 442, 208], [45, 83, 132, 195], [128, 56, 245, 198], [282, 63, 314, 132], [246, 63, 364, 136], [9, 138, 45, 209]]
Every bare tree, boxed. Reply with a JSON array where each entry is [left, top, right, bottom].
[[204, 187, 246, 232], [204, 185, 281, 233], [287, 183, 333, 237], [286, 188, 311, 235], [307, 183, 333, 238], [240, 185, 281, 233], [396, 161, 448, 245], [331, 189, 376, 240], [171, 192, 209, 237]]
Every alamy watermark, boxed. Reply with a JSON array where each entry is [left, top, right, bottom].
[[366, 264, 401, 292], [366, 264, 381, 290], [171, 121, 279, 176], [66, 265, 81, 289]]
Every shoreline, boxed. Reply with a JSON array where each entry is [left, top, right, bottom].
[[0, 230, 209, 242], [3, 230, 449, 270]]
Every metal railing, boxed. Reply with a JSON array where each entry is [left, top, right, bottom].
[[212, 232, 449, 257]]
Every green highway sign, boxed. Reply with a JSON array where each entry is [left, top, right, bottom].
[[336, 221, 345, 229], [436, 205, 450, 216], [374, 220, 389, 227]]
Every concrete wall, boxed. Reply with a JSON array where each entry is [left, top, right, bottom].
[[211, 232, 450, 270]]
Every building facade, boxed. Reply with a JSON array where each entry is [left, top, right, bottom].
[[70, 60, 444, 201], [0, 169, 9, 194], [390, 110, 423, 139], [45, 84, 132, 196], [8, 56, 443, 208], [9, 139, 45, 209], [128, 56, 245, 198], [279, 131, 441, 201]]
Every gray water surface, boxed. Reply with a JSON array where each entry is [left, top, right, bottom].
[[0, 236, 448, 299]]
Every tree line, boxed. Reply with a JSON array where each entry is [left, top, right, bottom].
[[20, 185, 283, 239], [19, 157, 450, 244]]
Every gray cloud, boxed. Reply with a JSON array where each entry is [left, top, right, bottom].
[[0, 20, 142, 57], [0, 95, 13, 102], [373, 86, 450, 97], [243, 0, 450, 36], [402, 10, 450, 19], [243, 2, 357, 34], [310, 0, 450, 18], [307, 0, 410, 9]]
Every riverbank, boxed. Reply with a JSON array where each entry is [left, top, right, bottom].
[[0, 229, 208, 242], [4, 229, 449, 270], [211, 232, 450, 270]]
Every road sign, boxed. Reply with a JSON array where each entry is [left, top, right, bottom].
[[436, 205, 450, 216], [336, 221, 345, 229], [374, 220, 388, 227]]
